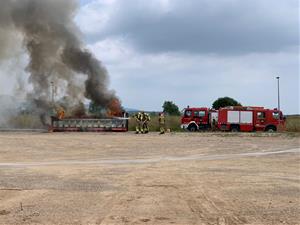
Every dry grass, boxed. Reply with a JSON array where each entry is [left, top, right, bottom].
[[128, 115, 182, 132], [5, 114, 300, 132], [8, 114, 44, 129], [286, 115, 300, 132]]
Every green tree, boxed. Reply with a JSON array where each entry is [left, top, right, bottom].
[[212, 97, 242, 109], [163, 101, 181, 115]]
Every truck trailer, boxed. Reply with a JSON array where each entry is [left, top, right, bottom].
[[49, 114, 129, 132]]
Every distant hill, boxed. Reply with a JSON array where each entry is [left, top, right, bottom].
[[124, 107, 140, 113]]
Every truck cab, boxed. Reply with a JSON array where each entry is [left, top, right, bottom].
[[181, 107, 215, 131], [253, 108, 286, 132]]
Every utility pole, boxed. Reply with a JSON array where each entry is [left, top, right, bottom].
[[50, 81, 55, 105], [48, 68, 55, 105], [276, 76, 280, 110]]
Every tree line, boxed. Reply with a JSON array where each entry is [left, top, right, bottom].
[[88, 96, 241, 116], [163, 97, 241, 115]]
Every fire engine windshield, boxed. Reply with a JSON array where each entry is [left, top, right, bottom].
[[272, 112, 280, 119], [184, 110, 192, 117], [194, 111, 206, 117], [257, 112, 266, 119]]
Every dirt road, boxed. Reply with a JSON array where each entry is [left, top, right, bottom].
[[0, 132, 299, 225]]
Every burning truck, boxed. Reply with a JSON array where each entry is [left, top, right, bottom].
[[49, 99, 129, 132], [0, 1, 129, 131], [49, 113, 129, 132]]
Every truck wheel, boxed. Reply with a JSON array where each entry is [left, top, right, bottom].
[[265, 126, 276, 132], [188, 124, 197, 132], [230, 126, 240, 132], [220, 124, 227, 131]]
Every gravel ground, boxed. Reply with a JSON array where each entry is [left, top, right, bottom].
[[0, 132, 299, 225]]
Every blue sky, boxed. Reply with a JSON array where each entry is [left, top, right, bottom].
[[79, 0, 91, 5]]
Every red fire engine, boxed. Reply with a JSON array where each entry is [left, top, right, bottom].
[[217, 106, 285, 132], [181, 107, 218, 131], [181, 106, 286, 132]]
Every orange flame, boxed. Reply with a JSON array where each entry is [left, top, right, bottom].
[[57, 108, 65, 119], [107, 98, 122, 117]]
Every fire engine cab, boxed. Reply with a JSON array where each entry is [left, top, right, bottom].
[[181, 106, 285, 132], [181, 107, 218, 131]]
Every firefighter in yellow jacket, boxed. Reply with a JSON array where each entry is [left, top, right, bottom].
[[158, 112, 165, 134], [134, 112, 143, 134], [141, 112, 151, 134]]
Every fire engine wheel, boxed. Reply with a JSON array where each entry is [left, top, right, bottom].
[[230, 126, 240, 132], [265, 126, 276, 132], [188, 124, 197, 132]]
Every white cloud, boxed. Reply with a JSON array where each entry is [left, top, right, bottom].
[[77, 0, 298, 54], [86, 37, 299, 114], [2, 0, 297, 115], [76, 0, 116, 35], [73, 0, 297, 115]]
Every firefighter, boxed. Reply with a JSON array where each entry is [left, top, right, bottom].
[[158, 112, 165, 134], [134, 112, 143, 134], [212, 118, 217, 131], [141, 111, 151, 134]]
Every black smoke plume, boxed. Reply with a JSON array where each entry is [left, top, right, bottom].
[[0, 0, 118, 125]]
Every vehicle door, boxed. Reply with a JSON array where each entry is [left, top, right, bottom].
[[182, 109, 193, 124], [194, 110, 207, 128], [255, 111, 267, 131], [272, 111, 285, 131]]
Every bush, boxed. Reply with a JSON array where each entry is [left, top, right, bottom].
[[162, 101, 181, 116]]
